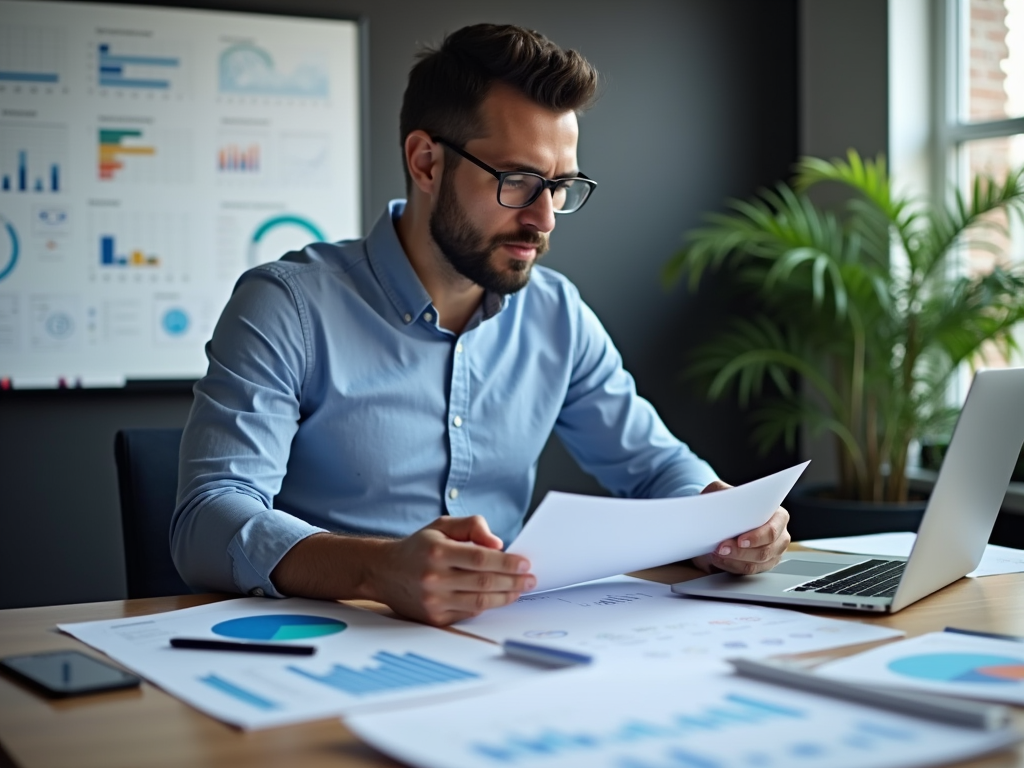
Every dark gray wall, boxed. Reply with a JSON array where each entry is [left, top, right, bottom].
[[0, 0, 798, 609]]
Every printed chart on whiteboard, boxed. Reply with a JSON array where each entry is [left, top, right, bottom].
[[0, 0, 362, 388]]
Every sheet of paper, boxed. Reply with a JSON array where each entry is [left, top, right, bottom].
[[457, 575, 903, 662], [799, 532, 1024, 577], [59, 598, 548, 730], [816, 631, 1024, 705], [509, 461, 809, 593], [347, 665, 1018, 768]]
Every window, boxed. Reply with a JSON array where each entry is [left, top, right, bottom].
[[938, 0, 1024, 375]]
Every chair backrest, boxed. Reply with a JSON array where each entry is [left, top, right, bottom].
[[114, 428, 191, 599]]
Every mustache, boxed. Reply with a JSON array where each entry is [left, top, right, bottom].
[[490, 230, 549, 253]]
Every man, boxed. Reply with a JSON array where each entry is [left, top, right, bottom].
[[172, 24, 790, 627]]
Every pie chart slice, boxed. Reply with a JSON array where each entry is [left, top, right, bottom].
[[888, 653, 1024, 684], [212, 615, 347, 641]]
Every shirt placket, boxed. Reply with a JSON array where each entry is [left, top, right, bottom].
[[444, 335, 472, 515]]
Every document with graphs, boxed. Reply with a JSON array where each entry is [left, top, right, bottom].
[[348, 665, 1018, 768]]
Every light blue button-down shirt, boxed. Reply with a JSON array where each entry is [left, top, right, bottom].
[[171, 200, 717, 596]]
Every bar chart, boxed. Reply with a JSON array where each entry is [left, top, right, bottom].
[[217, 143, 261, 173], [94, 41, 186, 94], [89, 209, 189, 278], [289, 652, 480, 696], [97, 127, 191, 183], [0, 123, 66, 194], [0, 25, 63, 85], [98, 234, 160, 268]]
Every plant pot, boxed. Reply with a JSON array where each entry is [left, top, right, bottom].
[[784, 483, 928, 542]]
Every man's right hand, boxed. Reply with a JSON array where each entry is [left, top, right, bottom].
[[372, 516, 534, 626]]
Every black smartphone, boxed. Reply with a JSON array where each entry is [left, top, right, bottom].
[[0, 650, 141, 698]]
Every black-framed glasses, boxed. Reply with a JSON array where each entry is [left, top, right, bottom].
[[433, 137, 597, 214]]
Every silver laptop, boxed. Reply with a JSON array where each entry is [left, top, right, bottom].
[[673, 367, 1024, 613]]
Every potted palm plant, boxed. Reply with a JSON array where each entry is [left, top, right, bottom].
[[663, 150, 1024, 539]]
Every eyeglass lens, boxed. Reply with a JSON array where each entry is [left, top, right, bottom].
[[499, 174, 590, 212]]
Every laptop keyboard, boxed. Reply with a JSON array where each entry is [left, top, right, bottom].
[[789, 559, 906, 598]]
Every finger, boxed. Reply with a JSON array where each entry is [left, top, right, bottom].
[[700, 479, 732, 494], [439, 539, 531, 574], [445, 571, 537, 595], [735, 508, 789, 550], [431, 515, 504, 549]]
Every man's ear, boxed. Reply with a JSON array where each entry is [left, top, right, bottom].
[[404, 131, 445, 196]]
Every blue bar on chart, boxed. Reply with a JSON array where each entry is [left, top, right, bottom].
[[97, 44, 180, 89], [198, 674, 279, 711], [0, 71, 59, 83], [99, 235, 160, 267], [1, 150, 61, 194], [288, 651, 480, 696]]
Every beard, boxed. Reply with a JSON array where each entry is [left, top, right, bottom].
[[429, 171, 549, 296]]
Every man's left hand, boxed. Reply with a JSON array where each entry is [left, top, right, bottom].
[[691, 479, 791, 575]]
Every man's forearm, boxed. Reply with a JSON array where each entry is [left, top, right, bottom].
[[270, 532, 392, 601]]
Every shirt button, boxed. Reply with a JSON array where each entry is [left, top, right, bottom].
[[403, 313, 412, 323], [455, 343, 464, 354], [453, 415, 463, 427], [424, 312, 434, 323], [449, 488, 459, 500], [250, 587, 265, 597]]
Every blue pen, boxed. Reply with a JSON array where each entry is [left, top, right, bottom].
[[944, 627, 1024, 643], [502, 640, 593, 667]]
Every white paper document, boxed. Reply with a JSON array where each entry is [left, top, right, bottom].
[[816, 631, 1024, 705], [509, 461, 809, 593], [347, 665, 1019, 768], [59, 598, 548, 730], [799, 532, 1024, 577], [457, 575, 903, 662]]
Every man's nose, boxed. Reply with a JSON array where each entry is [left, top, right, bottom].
[[517, 188, 557, 233]]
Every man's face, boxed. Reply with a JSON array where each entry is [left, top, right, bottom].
[[429, 83, 580, 295]]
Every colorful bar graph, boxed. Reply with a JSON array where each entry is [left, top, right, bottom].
[[288, 652, 479, 696], [98, 129, 155, 181], [218, 144, 261, 172], [98, 44, 179, 89], [99, 234, 160, 267]]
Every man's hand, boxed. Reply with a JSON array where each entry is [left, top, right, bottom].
[[691, 479, 791, 575], [371, 516, 535, 626]]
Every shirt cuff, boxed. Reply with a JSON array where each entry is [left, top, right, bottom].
[[227, 509, 325, 598]]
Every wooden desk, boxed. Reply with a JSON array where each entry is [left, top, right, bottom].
[[3, 564, 1024, 768]]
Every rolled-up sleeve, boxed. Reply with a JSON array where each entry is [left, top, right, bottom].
[[171, 266, 325, 596], [555, 290, 718, 499]]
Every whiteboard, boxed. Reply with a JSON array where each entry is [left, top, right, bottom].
[[0, 0, 362, 388]]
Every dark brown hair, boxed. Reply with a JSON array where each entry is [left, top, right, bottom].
[[399, 24, 599, 190]]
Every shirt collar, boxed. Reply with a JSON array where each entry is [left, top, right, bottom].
[[366, 200, 509, 327]]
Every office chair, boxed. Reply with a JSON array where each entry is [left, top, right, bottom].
[[114, 428, 192, 599]]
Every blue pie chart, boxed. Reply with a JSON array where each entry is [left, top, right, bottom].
[[212, 614, 347, 641], [888, 653, 1024, 684]]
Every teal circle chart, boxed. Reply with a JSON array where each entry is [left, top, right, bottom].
[[0, 215, 19, 282], [212, 615, 347, 642], [247, 214, 326, 267], [888, 653, 1024, 684], [162, 308, 189, 336]]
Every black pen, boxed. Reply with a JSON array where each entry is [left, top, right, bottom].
[[169, 637, 316, 656]]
